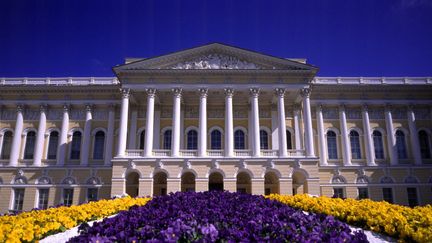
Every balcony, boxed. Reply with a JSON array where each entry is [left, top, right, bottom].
[[124, 149, 305, 158]]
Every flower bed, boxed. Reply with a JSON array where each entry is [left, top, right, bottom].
[[267, 194, 432, 242], [0, 197, 150, 242], [69, 191, 367, 242]]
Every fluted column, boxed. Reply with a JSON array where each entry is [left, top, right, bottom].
[[224, 88, 234, 157], [33, 105, 47, 166], [407, 106, 422, 165], [250, 88, 261, 157], [171, 88, 182, 157], [339, 105, 351, 165], [362, 105, 376, 166], [81, 104, 92, 166], [117, 89, 130, 157], [316, 104, 327, 165], [144, 89, 156, 157], [275, 88, 287, 157], [293, 105, 302, 150], [104, 104, 115, 165], [300, 88, 315, 157], [57, 104, 69, 165], [198, 88, 208, 157], [9, 105, 24, 166], [384, 106, 397, 165]]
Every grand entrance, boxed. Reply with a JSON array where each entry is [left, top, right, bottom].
[[236, 172, 251, 194], [209, 172, 223, 191], [181, 172, 196, 192], [126, 172, 139, 197], [264, 172, 280, 195], [153, 172, 167, 196]]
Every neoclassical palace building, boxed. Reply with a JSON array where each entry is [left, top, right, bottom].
[[0, 43, 431, 213]]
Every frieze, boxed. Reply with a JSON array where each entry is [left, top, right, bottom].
[[233, 109, 247, 118], [392, 108, 406, 119], [161, 107, 172, 118], [414, 108, 430, 120], [1, 109, 16, 120], [209, 108, 224, 118], [170, 54, 263, 70], [92, 109, 108, 120], [369, 108, 385, 120], [23, 109, 39, 121], [47, 109, 63, 120], [70, 109, 85, 120], [184, 106, 199, 118]]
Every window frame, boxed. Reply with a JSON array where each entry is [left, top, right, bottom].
[[92, 130, 106, 160], [63, 188, 74, 207], [12, 188, 25, 212], [259, 129, 269, 150], [69, 130, 83, 160], [349, 129, 362, 159], [372, 130, 385, 160], [326, 130, 339, 160], [23, 130, 37, 160], [0, 130, 13, 160], [210, 129, 222, 150], [47, 130, 59, 160], [37, 188, 49, 209], [87, 187, 99, 202], [395, 130, 408, 160], [234, 129, 246, 150], [418, 130, 431, 159], [186, 129, 198, 150], [382, 187, 394, 203]]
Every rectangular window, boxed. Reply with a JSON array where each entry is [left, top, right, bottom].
[[333, 188, 344, 198], [38, 189, 49, 209], [358, 188, 369, 199], [407, 188, 418, 207], [13, 188, 25, 212], [63, 188, 74, 206], [382, 188, 393, 203], [87, 188, 98, 202]]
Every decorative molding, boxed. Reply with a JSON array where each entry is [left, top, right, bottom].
[[145, 88, 156, 97], [249, 88, 260, 98], [198, 88, 208, 97], [172, 88, 182, 98], [274, 88, 286, 97], [300, 88, 311, 98], [120, 88, 130, 99], [224, 88, 234, 97]]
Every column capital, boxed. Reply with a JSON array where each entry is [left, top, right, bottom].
[[85, 104, 93, 112], [39, 104, 48, 113], [362, 104, 369, 112], [317, 104, 324, 111], [249, 88, 260, 98], [198, 88, 208, 97], [274, 88, 286, 98], [300, 88, 311, 98], [120, 88, 130, 98], [224, 88, 234, 97], [63, 104, 70, 112], [407, 104, 415, 111], [172, 88, 182, 98], [384, 104, 392, 112], [339, 104, 346, 111], [145, 88, 157, 97], [16, 104, 24, 112]]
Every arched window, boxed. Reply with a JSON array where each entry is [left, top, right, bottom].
[[286, 130, 292, 150], [93, 131, 105, 159], [70, 131, 82, 160], [373, 130, 384, 159], [47, 131, 59, 160], [211, 130, 222, 149], [326, 131, 338, 159], [234, 130, 245, 149], [139, 130, 145, 150], [395, 130, 407, 159], [260, 130, 269, 149], [187, 130, 198, 150], [163, 130, 172, 150], [349, 130, 361, 159], [419, 130, 431, 159], [24, 131, 36, 159], [1, 131, 13, 160]]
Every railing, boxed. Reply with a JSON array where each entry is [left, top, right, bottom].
[[261, 150, 278, 157], [287, 149, 305, 157], [0, 77, 119, 86], [312, 77, 432, 85], [207, 150, 224, 157], [125, 149, 143, 157], [180, 150, 197, 157], [153, 149, 171, 157], [234, 150, 251, 157]]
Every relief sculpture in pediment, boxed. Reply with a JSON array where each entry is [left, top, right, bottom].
[[171, 54, 263, 70]]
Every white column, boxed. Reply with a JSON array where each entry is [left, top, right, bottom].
[[198, 88, 208, 157], [117, 89, 130, 157], [275, 88, 287, 157], [9, 105, 24, 166], [339, 105, 351, 165], [33, 105, 47, 166], [144, 89, 156, 157], [316, 104, 327, 165], [293, 106, 302, 150], [128, 111, 138, 149], [407, 106, 422, 165], [385, 106, 397, 165], [362, 105, 376, 166], [171, 88, 182, 157], [250, 88, 261, 157], [104, 104, 115, 165], [300, 88, 315, 157], [224, 88, 234, 157], [81, 104, 92, 166], [57, 104, 69, 165]]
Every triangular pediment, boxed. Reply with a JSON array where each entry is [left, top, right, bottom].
[[113, 43, 318, 72]]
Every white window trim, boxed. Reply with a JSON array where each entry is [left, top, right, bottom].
[[234, 126, 248, 149], [44, 128, 61, 160], [91, 128, 107, 160], [208, 126, 224, 149], [371, 128, 387, 160], [136, 127, 146, 150], [67, 128, 84, 161], [394, 128, 410, 160], [348, 127, 364, 160], [325, 128, 341, 160], [86, 186, 99, 202], [417, 128, 432, 159], [21, 128, 37, 160], [0, 128, 13, 159], [285, 127, 295, 150], [185, 126, 199, 149]]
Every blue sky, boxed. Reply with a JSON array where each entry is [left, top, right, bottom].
[[0, 0, 431, 77]]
